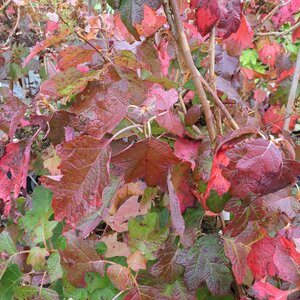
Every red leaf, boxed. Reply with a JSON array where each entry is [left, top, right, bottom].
[[170, 163, 195, 212], [224, 222, 264, 284], [248, 235, 300, 283], [156, 110, 185, 137], [0, 87, 27, 139], [57, 46, 95, 71], [107, 264, 134, 291], [257, 38, 282, 68], [272, 0, 300, 27], [0, 140, 32, 201], [112, 138, 180, 191], [135, 5, 166, 37], [146, 86, 178, 111], [263, 105, 298, 134], [253, 88, 267, 104], [223, 14, 254, 56], [201, 150, 230, 210], [247, 236, 278, 279], [292, 26, 300, 42], [71, 80, 129, 139], [252, 280, 297, 300], [194, 0, 221, 36], [41, 136, 110, 227], [174, 139, 200, 170]]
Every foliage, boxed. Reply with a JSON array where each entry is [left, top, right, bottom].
[[0, 0, 300, 299]]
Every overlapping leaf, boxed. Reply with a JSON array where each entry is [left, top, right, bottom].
[[112, 138, 180, 190], [41, 136, 110, 227]]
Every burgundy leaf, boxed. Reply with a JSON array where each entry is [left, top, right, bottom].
[[60, 233, 105, 287], [184, 105, 202, 127], [218, 0, 241, 38], [41, 136, 110, 227], [71, 80, 129, 139], [0, 87, 27, 139], [156, 110, 185, 137], [194, 0, 221, 36], [215, 45, 239, 80], [222, 139, 284, 198], [112, 138, 180, 191], [170, 162, 195, 212]]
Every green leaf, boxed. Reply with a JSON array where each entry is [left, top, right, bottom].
[[14, 286, 59, 300], [163, 279, 195, 299], [47, 252, 63, 282], [176, 234, 233, 295], [96, 242, 107, 254], [0, 264, 22, 300], [19, 186, 58, 245], [0, 231, 17, 255], [206, 191, 231, 213], [183, 205, 204, 229], [128, 212, 169, 260], [26, 247, 49, 271], [85, 273, 119, 299]]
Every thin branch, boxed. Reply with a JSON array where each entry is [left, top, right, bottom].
[[284, 47, 300, 130], [209, 27, 222, 135], [4, 7, 20, 46], [0, 0, 12, 12], [168, 0, 216, 142], [167, 0, 239, 133], [256, 21, 300, 37], [257, 0, 292, 31]]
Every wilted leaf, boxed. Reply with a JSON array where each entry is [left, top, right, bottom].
[[41, 136, 110, 227], [100, 233, 131, 258], [112, 138, 180, 191], [107, 264, 134, 291], [57, 46, 96, 71], [176, 234, 233, 295], [218, 0, 241, 38], [127, 250, 147, 272], [167, 171, 185, 236]]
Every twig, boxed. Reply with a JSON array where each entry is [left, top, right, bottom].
[[4, 7, 20, 46], [209, 27, 222, 135], [167, 0, 239, 133], [109, 124, 143, 142], [256, 21, 300, 37], [0, 0, 11, 12], [168, 0, 216, 142], [284, 47, 300, 130], [257, 0, 292, 31]]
